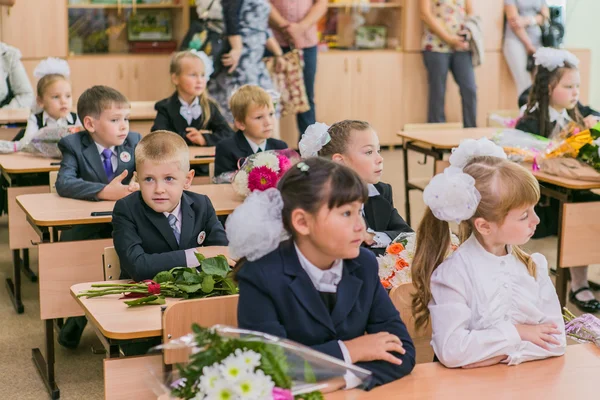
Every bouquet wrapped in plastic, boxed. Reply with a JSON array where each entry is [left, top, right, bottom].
[[377, 232, 459, 290], [228, 149, 301, 197], [148, 324, 372, 399], [0, 125, 82, 157], [563, 308, 600, 347], [491, 129, 550, 163]]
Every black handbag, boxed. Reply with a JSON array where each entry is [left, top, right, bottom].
[[541, 21, 565, 48], [179, 0, 231, 77]]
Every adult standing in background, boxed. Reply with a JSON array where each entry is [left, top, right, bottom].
[[268, 0, 327, 138], [504, 0, 549, 96], [0, 41, 34, 109], [420, 0, 477, 128]]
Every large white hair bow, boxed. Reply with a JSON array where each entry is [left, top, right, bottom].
[[534, 47, 579, 72], [299, 122, 331, 158]]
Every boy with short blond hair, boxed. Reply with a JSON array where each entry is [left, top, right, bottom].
[[112, 130, 228, 282], [214, 85, 287, 177]]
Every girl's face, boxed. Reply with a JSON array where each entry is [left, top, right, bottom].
[[172, 56, 207, 99], [293, 200, 366, 264], [333, 129, 383, 185], [476, 204, 540, 247], [39, 79, 72, 120], [550, 68, 580, 111]]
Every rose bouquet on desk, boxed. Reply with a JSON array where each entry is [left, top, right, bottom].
[[77, 253, 238, 307], [147, 324, 372, 400]]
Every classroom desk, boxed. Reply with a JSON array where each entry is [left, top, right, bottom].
[[0, 107, 29, 124], [397, 128, 600, 308], [326, 344, 599, 400], [17, 184, 241, 399]]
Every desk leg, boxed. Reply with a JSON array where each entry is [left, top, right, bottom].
[[554, 189, 572, 308], [21, 248, 37, 282], [32, 319, 60, 399], [402, 144, 411, 226], [5, 249, 24, 313]]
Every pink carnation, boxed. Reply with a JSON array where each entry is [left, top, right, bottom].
[[272, 388, 293, 400], [277, 154, 292, 177], [247, 166, 278, 192]]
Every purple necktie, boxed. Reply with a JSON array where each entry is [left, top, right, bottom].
[[102, 148, 114, 181]]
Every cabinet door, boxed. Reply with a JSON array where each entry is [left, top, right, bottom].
[[69, 56, 130, 102], [127, 55, 172, 101], [0, 0, 67, 58], [314, 52, 353, 124], [351, 52, 403, 145]]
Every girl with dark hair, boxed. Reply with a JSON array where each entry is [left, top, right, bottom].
[[226, 157, 415, 390], [516, 48, 600, 312]]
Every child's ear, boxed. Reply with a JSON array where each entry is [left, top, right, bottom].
[[473, 217, 492, 236], [83, 115, 96, 132], [290, 209, 311, 237], [233, 119, 245, 131], [331, 153, 345, 164], [183, 169, 195, 189], [36, 96, 44, 108]]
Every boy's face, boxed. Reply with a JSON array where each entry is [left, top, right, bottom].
[[234, 104, 275, 142], [333, 128, 383, 185], [39, 79, 73, 121], [136, 159, 195, 214], [84, 103, 130, 149]]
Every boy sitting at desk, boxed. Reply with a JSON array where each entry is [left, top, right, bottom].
[[55, 85, 141, 349], [112, 130, 228, 282]]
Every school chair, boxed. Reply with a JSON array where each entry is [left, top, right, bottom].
[[403, 122, 463, 132], [49, 171, 58, 193], [389, 283, 433, 364], [102, 246, 121, 281], [486, 109, 520, 128]]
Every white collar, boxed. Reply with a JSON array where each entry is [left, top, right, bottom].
[[43, 111, 74, 125], [367, 184, 380, 197], [463, 234, 513, 264], [178, 96, 199, 107], [94, 142, 116, 156], [294, 243, 343, 293], [163, 201, 182, 221], [548, 106, 572, 124], [244, 134, 266, 154]]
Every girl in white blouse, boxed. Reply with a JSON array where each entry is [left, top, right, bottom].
[[411, 139, 566, 369]]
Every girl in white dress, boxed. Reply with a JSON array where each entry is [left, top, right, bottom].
[[411, 138, 566, 368]]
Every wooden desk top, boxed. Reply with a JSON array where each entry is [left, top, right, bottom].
[[17, 184, 243, 227], [397, 128, 499, 149], [71, 280, 181, 340], [327, 344, 600, 400], [0, 102, 157, 124], [533, 169, 600, 191], [189, 146, 215, 165]]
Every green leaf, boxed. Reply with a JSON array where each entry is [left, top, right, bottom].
[[304, 360, 316, 384], [124, 295, 166, 307], [221, 278, 239, 294], [177, 283, 203, 293], [259, 344, 291, 388], [153, 270, 174, 284], [194, 252, 206, 263], [201, 275, 215, 293], [201, 255, 230, 278], [182, 270, 202, 284]]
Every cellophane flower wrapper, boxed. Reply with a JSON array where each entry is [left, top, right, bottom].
[[21, 125, 82, 158], [232, 149, 301, 197], [146, 325, 372, 399], [563, 311, 600, 347], [491, 129, 550, 163]]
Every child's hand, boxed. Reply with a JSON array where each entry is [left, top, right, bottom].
[[127, 180, 140, 192], [186, 128, 208, 146], [583, 115, 599, 129], [343, 331, 406, 365], [97, 170, 131, 201], [515, 323, 561, 350], [363, 231, 375, 246], [461, 355, 507, 369]]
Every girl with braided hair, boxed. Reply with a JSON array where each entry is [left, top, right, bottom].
[[516, 48, 600, 313]]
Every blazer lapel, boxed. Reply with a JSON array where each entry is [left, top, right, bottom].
[[81, 132, 108, 184], [143, 200, 179, 251], [364, 196, 380, 231], [282, 241, 336, 335], [114, 136, 136, 179], [179, 192, 196, 250], [331, 259, 363, 327], [168, 92, 190, 134]]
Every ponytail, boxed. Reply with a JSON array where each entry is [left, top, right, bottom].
[[411, 208, 452, 330]]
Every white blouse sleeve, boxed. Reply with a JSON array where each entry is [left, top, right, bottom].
[[429, 256, 522, 368], [505, 254, 566, 365], [21, 113, 40, 145]]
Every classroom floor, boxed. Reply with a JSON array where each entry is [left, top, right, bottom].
[[0, 149, 598, 400]]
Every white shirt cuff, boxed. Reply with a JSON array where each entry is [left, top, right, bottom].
[[367, 228, 392, 248], [338, 341, 363, 389], [184, 249, 201, 268]]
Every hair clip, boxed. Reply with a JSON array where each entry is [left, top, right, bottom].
[[297, 162, 310, 173]]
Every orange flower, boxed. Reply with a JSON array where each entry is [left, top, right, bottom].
[[386, 243, 405, 255], [395, 258, 409, 270], [381, 279, 391, 289]]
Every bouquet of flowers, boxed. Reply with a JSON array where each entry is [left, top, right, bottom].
[[378, 232, 459, 290], [148, 325, 372, 400], [77, 254, 237, 307], [563, 308, 600, 347], [0, 125, 82, 156], [231, 149, 301, 197]]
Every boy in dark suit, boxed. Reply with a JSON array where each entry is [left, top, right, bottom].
[[112, 130, 228, 282], [214, 85, 288, 177], [56, 85, 141, 348]]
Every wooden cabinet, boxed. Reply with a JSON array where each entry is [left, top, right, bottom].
[[0, 0, 67, 58], [126, 56, 173, 101]]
